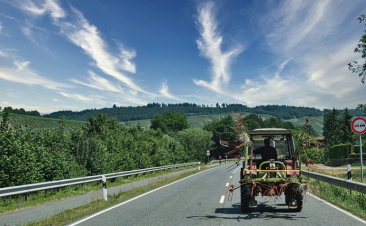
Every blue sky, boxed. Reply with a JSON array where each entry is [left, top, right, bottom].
[[0, 0, 366, 113]]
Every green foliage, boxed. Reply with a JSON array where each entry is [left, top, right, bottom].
[[175, 128, 214, 163], [242, 114, 265, 130], [300, 147, 325, 164], [46, 103, 322, 122], [353, 145, 366, 154], [150, 111, 190, 133], [329, 144, 352, 159], [323, 108, 353, 146], [2, 106, 41, 117], [203, 115, 238, 158], [349, 153, 366, 158], [0, 113, 211, 188], [348, 14, 366, 83]]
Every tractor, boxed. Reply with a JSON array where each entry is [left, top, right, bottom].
[[239, 128, 307, 213]]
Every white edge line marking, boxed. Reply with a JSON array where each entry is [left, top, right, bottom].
[[69, 166, 218, 226], [230, 176, 232, 178], [307, 192, 366, 224], [219, 195, 225, 203], [226, 183, 229, 186]]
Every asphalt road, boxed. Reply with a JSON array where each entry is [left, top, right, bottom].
[[69, 163, 366, 226]]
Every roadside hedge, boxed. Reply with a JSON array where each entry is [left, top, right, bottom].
[[353, 145, 366, 154], [0, 113, 213, 188], [329, 144, 352, 159]]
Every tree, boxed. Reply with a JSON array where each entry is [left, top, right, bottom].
[[150, 111, 190, 133], [203, 115, 238, 158], [348, 14, 366, 83]]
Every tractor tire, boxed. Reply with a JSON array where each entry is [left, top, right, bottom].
[[293, 187, 303, 212], [241, 184, 254, 213]]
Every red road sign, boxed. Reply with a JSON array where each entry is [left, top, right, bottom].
[[351, 117, 366, 134]]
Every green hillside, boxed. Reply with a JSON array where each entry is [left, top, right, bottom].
[[0, 113, 86, 130], [0, 111, 325, 134], [125, 112, 325, 133]]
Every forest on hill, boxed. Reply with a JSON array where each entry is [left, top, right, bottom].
[[44, 103, 327, 122]]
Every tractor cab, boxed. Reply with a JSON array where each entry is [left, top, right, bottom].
[[248, 128, 299, 177]]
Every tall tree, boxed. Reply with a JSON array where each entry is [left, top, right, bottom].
[[348, 14, 366, 83], [150, 111, 190, 133]]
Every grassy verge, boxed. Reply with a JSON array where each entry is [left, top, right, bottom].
[[24, 166, 211, 226], [303, 165, 366, 219], [0, 164, 205, 214], [306, 177, 366, 219], [304, 165, 365, 183]]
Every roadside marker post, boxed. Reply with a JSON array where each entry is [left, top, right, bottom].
[[347, 165, 352, 194], [206, 150, 210, 163], [351, 117, 366, 183], [102, 175, 107, 202]]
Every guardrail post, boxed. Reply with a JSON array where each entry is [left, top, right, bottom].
[[24, 193, 28, 202], [102, 175, 107, 202]]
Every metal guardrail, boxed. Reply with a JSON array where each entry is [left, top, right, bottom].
[[210, 159, 240, 163], [0, 162, 200, 198], [301, 170, 366, 194]]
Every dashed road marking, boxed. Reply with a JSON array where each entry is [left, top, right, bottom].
[[230, 176, 232, 178], [226, 183, 229, 186], [219, 195, 225, 203]]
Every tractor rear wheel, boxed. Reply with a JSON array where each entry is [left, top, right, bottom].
[[293, 187, 303, 212], [241, 184, 254, 213]]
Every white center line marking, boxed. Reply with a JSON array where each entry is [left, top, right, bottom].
[[226, 183, 229, 186], [220, 195, 225, 203], [230, 176, 232, 178]]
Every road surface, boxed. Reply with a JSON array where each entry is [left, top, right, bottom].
[[69, 163, 366, 226]]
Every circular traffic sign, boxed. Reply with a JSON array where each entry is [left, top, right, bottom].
[[351, 117, 366, 134]]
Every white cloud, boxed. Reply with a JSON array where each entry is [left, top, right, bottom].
[[71, 71, 124, 93], [0, 50, 7, 57], [15, 0, 66, 21], [159, 81, 185, 101], [10, 0, 151, 96], [193, 1, 244, 93], [70, 70, 149, 105], [0, 60, 71, 90], [59, 92, 105, 104], [57, 6, 150, 95], [235, 74, 296, 105]]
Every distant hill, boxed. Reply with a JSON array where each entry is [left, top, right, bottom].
[[46, 103, 328, 122]]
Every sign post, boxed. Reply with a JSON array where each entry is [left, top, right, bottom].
[[351, 117, 366, 183], [206, 150, 210, 163]]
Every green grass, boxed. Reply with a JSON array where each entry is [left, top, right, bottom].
[[23, 165, 213, 226], [0, 165, 202, 214]]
